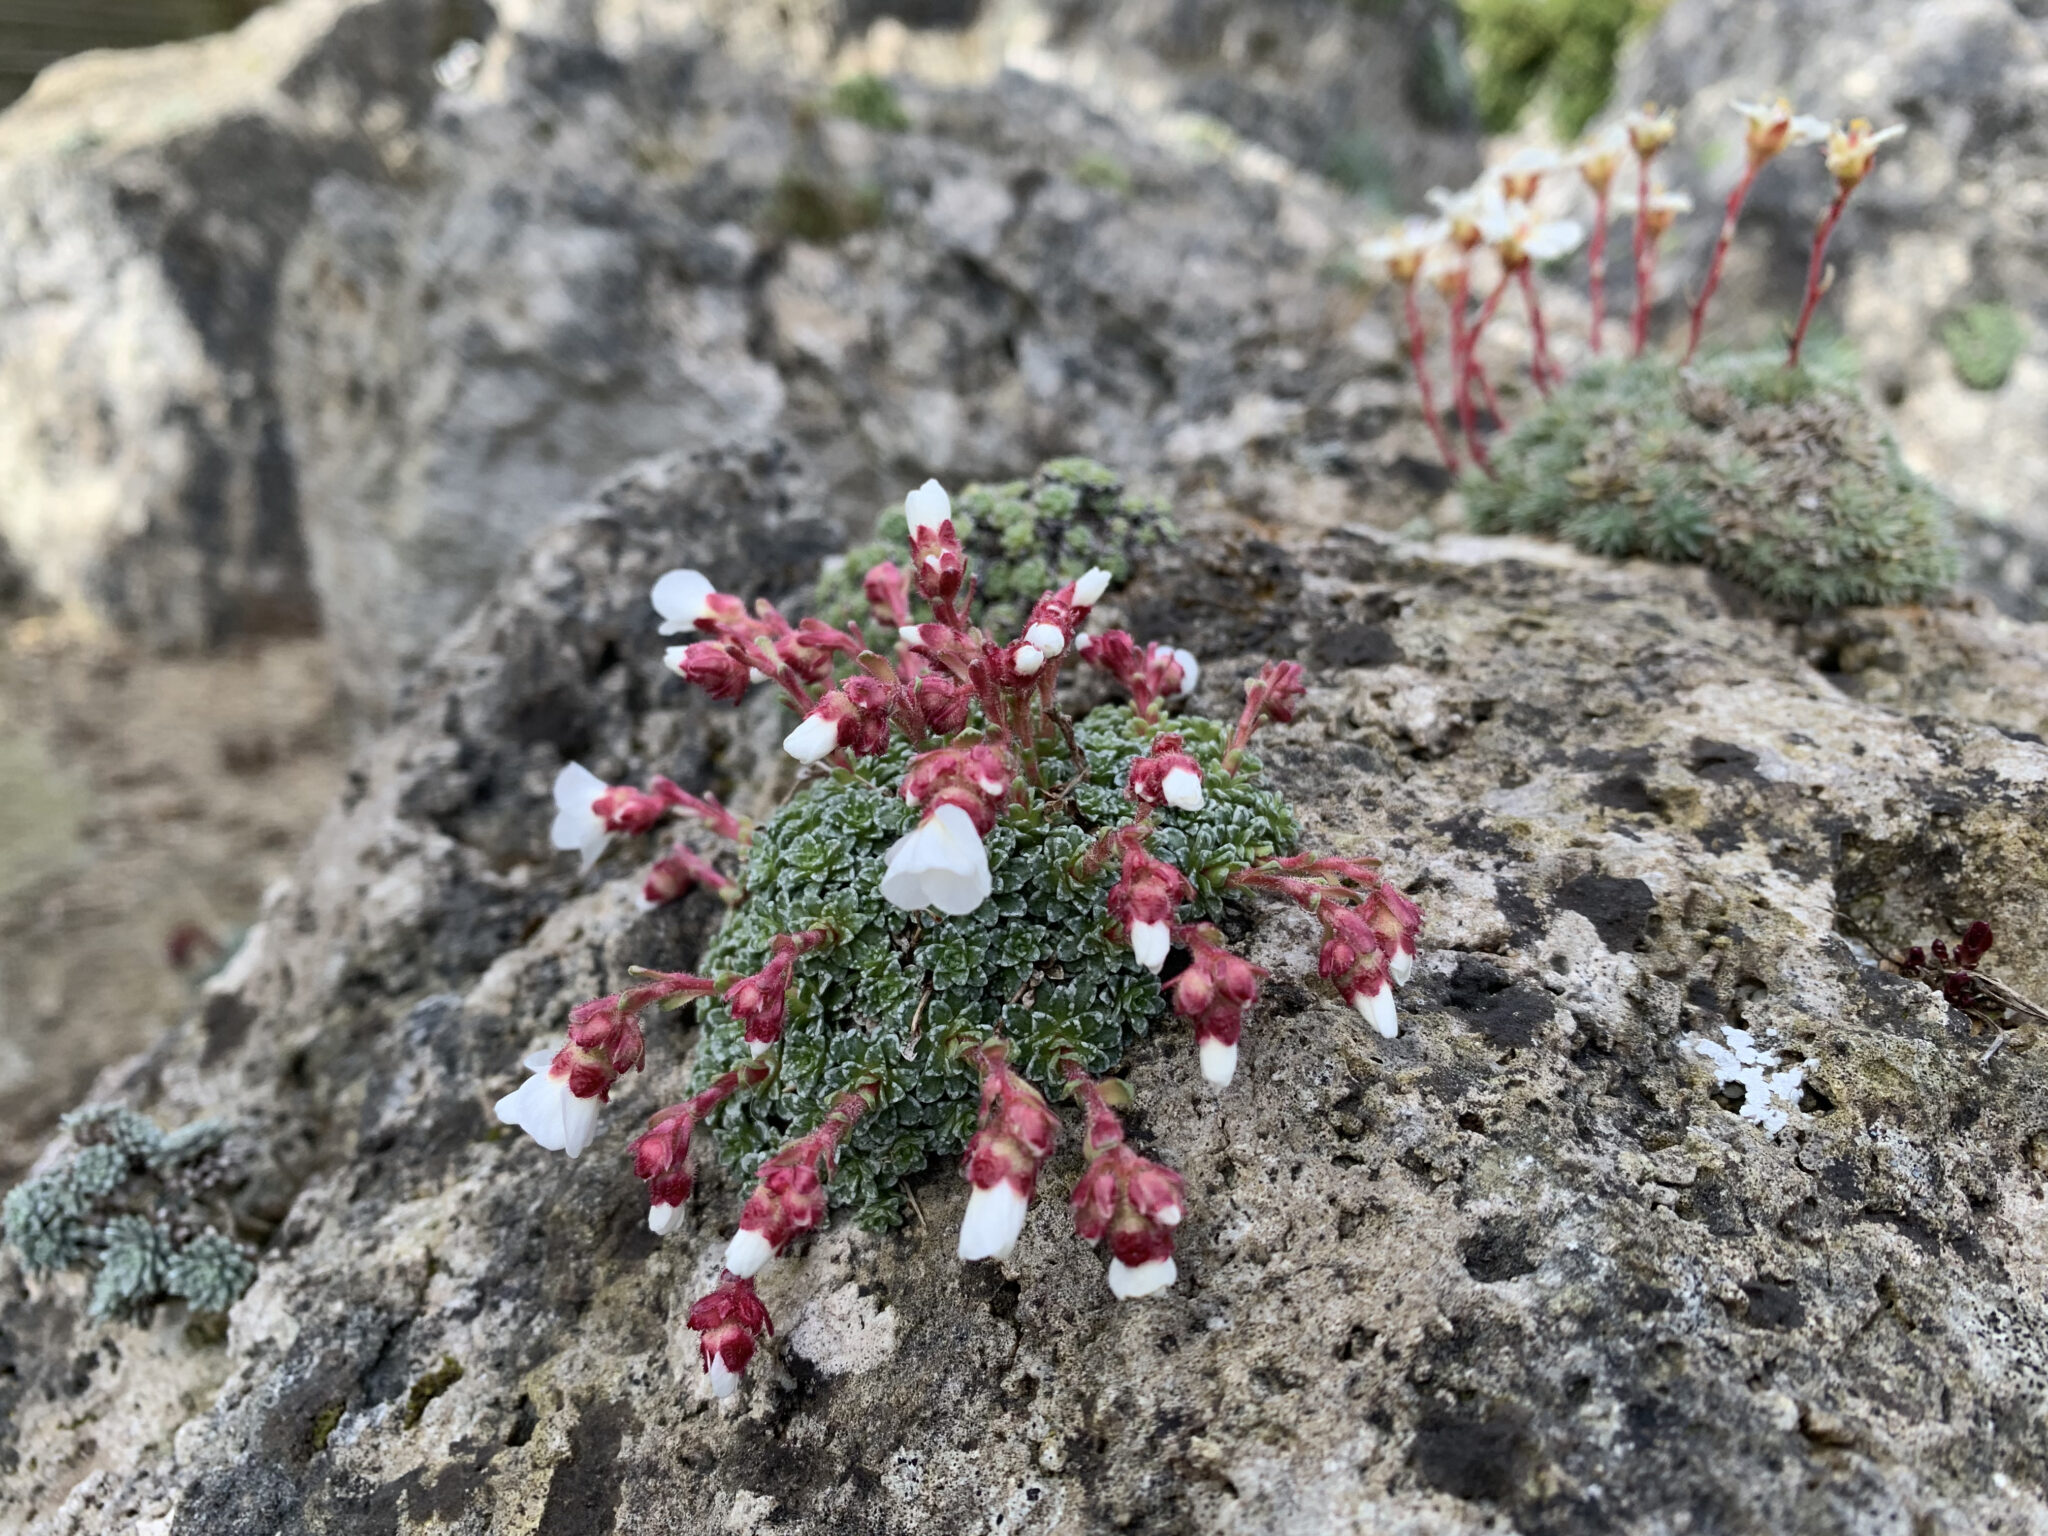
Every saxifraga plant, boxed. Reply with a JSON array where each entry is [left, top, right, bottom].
[[813, 458, 1176, 642], [1363, 100, 1952, 608], [496, 476, 1424, 1400], [2, 1105, 255, 1321]]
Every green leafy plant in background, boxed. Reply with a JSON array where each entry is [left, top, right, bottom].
[[3, 1105, 256, 1321], [1459, 0, 1669, 135], [826, 73, 910, 133], [1941, 303, 2026, 392], [1465, 352, 1957, 609], [814, 459, 1178, 640]]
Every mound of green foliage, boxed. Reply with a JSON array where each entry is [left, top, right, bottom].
[[3, 1105, 256, 1321], [1464, 352, 1957, 610], [815, 459, 1177, 639], [686, 707, 1296, 1229]]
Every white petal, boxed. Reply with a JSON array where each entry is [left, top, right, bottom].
[[649, 1202, 684, 1236], [1171, 648, 1200, 696], [1524, 219, 1584, 261], [708, 1356, 742, 1398], [651, 569, 716, 634], [1013, 644, 1044, 677], [880, 804, 992, 917], [1074, 633, 1093, 653], [783, 713, 840, 764], [554, 761, 608, 812], [1354, 984, 1399, 1040], [635, 891, 662, 913], [1155, 1201, 1183, 1227], [522, 1047, 561, 1074], [905, 479, 952, 535], [561, 1091, 603, 1159], [1390, 949, 1415, 987], [1161, 767, 1205, 812], [1789, 115, 1831, 145], [899, 625, 925, 646], [1024, 622, 1065, 657], [496, 1071, 570, 1152], [958, 1181, 1030, 1262], [1074, 567, 1112, 606], [1131, 920, 1171, 974], [1199, 1038, 1238, 1086], [1107, 1256, 1178, 1300], [724, 1227, 775, 1278], [747, 1039, 771, 1059]]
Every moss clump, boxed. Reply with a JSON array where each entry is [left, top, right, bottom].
[[762, 173, 886, 245], [2, 1105, 255, 1323], [403, 1355, 466, 1429], [1941, 303, 2025, 392], [1464, 352, 1957, 610], [826, 74, 910, 133], [687, 707, 1297, 1229], [1072, 151, 1133, 196], [815, 459, 1177, 639], [1458, 0, 1667, 136]]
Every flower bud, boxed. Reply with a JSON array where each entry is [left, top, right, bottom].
[[862, 560, 912, 626], [726, 1162, 829, 1275], [958, 1057, 1059, 1263], [687, 1274, 774, 1398], [1073, 566, 1112, 607], [1071, 1145, 1186, 1301], [666, 641, 754, 703], [1127, 734, 1206, 813]]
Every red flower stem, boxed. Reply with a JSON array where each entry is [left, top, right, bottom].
[[1059, 1060, 1125, 1157], [1685, 160, 1760, 364], [1514, 266, 1556, 398], [1446, 270, 1493, 476], [653, 1059, 770, 1129], [779, 1083, 877, 1176], [1630, 158, 1654, 358], [1402, 282, 1460, 474], [1587, 185, 1610, 355], [1787, 185, 1852, 369]]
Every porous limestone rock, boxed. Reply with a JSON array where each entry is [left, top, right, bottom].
[[3, 442, 2046, 1534]]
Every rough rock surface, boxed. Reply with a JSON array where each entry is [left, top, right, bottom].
[[0, 0, 483, 647], [1614, 0, 2048, 546], [5, 442, 2048, 1535], [276, 2, 1461, 707]]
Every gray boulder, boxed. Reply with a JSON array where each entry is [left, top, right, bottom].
[[3, 443, 2046, 1533], [0, 0, 483, 647]]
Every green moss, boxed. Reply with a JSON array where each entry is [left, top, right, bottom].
[[1941, 303, 2025, 392], [763, 174, 885, 245], [310, 1400, 345, 1454], [1072, 152, 1133, 195], [1464, 352, 1957, 610], [1458, 0, 1668, 136], [826, 74, 910, 133], [687, 707, 1297, 1229], [814, 458, 1178, 640], [403, 1356, 466, 1429]]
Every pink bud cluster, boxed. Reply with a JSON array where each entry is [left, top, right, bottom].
[[1167, 924, 1267, 1086], [957, 1049, 1060, 1262], [717, 1086, 874, 1280], [1107, 838, 1192, 975], [687, 1273, 775, 1399], [1126, 733, 1206, 813], [1064, 1064, 1187, 1299], [724, 928, 831, 1057], [1077, 631, 1199, 716]]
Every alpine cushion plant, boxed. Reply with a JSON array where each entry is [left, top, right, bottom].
[[495, 476, 1425, 1400], [1364, 97, 1955, 611]]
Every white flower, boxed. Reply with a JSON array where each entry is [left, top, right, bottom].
[[1390, 949, 1415, 987], [1025, 622, 1065, 657], [1074, 633, 1093, 653], [708, 1356, 743, 1399], [724, 1226, 774, 1279], [1131, 919, 1171, 974], [650, 569, 717, 635], [958, 1181, 1029, 1262], [1074, 567, 1113, 606], [550, 761, 612, 872], [783, 712, 840, 764], [649, 1201, 684, 1236], [1478, 200, 1584, 265], [1352, 983, 1399, 1040], [1199, 1037, 1238, 1087], [1171, 648, 1200, 697], [1013, 644, 1045, 677], [1732, 99, 1830, 153], [905, 479, 952, 536], [1161, 766, 1204, 812], [1107, 1256, 1177, 1300], [881, 803, 993, 916], [1363, 215, 1449, 282], [495, 1046, 603, 1158]]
